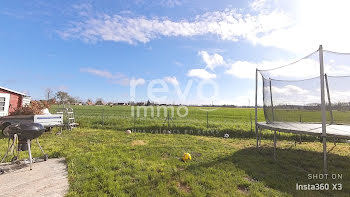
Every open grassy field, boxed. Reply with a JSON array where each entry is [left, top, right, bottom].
[[49, 105, 350, 142], [1, 128, 349, 196], [50, 105, 265, 136], [50, 105, 350, 134]]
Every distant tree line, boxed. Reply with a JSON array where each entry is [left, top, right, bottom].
[[272, 102, 350, 111], [43, 88, 262, 107], [44, 88, 81, 105], [55, 91, 81, 104]]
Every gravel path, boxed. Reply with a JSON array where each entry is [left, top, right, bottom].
[[0, 158, 68, 197]]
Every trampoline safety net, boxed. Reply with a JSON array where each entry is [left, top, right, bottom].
[[259, 48, 350, 126]]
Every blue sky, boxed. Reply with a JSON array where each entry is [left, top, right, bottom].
[[1, 0, 350, 105]]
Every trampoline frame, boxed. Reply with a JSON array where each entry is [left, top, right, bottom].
[[255, 45, 335, 174]]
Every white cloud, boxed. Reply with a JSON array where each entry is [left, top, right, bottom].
[[231, 91, 256, 106], [111, 78, 130, 86], [251, 0, 350, 53], [80, 68, 115, 78], [325, 63, 350, 76], [226, 52, 350, 80], [263, 84, 322, 106], [225, 61, 258, 79], [130, 78, 145, 86], [249, 0, 268, 11], [163, 76, 179, 85], [187, 69, 216, 79], [330, 90, 350, 103], [173, 61, 183, 67], [198, 51, 225, 70], [60, 7, 292, 45], [272, 85, 309, 96], [80, 67, 130, 85], [63, 1, 350, 54], [160, 0, 182, 7], [225, 59, 292, 79]]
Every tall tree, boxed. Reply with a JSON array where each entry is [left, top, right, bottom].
[[95, 98, 104, 105], [45, 88, 54, 100], [56, 91, 70, 104]]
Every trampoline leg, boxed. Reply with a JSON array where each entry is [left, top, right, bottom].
[[259, 128, 262, 148], [27, 139, 33, 170], [274, 130, 277, 160], [323, 136, 327, 174], [256, 126, 259, 150], [299, 134, 302, 144]]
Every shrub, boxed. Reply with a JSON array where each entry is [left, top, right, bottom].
[[10, 100, 50, 116]]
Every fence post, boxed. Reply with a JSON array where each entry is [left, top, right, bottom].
[[102, 109, 105, 126], [250, 112, 253, 132], [233, 110, 234, 124], [133, 107, 136, 132], [207, 111, 209, 129], [167, 111, 170, 131]]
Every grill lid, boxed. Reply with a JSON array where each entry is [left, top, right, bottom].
[[8, 123, 45, 140]]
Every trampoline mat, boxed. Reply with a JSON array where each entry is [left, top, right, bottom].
[[257, 122, 350, 139]]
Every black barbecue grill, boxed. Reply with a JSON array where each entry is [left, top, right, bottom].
[[1, 123, 48, 170]]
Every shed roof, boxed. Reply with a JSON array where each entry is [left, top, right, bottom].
[[0, 86, 27, 96]]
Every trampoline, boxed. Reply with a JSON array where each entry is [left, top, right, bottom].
[[257, 122, 350, 139], [254, 45, 350, 173]]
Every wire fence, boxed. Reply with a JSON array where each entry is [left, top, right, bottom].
[[51, 105, 261, 138]]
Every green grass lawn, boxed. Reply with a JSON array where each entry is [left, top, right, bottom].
[[1, 128, 349, 196]]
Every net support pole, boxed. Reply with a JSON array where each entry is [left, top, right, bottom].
[[255, 69, 259, 149], [269, 78, 275, 122], [273, 130, 277, 160], [319, 45, 327, 174], [325, 74, 334, 124]]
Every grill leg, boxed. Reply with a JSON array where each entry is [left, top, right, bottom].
[[1, 135, 17, 163], [27, 139, 32, 170], [36, 138, 45, 155], [9, 134, 17, 156], [0, 138, 12, 163], [36, 138, 48, 161]]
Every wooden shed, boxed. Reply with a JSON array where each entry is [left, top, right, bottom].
[[0, 86, 31, 116]]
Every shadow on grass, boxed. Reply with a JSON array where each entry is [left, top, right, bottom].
[[185, 146, 350, 197], [120, 145, 349, 196]]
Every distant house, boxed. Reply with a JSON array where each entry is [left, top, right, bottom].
[[0, 86, 31, 116]]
